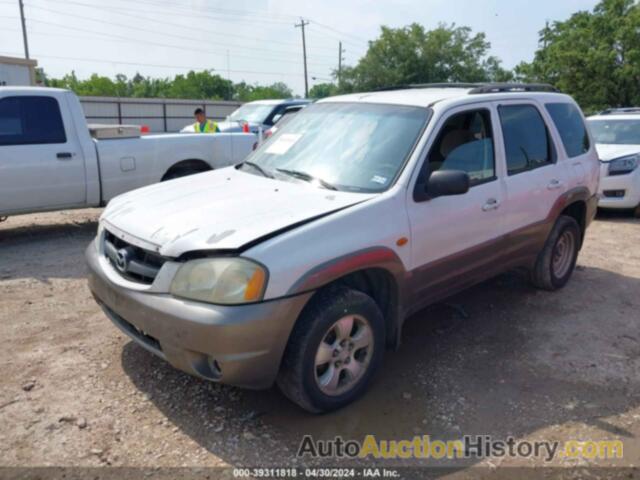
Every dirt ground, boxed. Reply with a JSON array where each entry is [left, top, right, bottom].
[[0, 208, 639, 477]]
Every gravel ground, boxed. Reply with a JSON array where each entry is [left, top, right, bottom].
[[0, 208, 639, 477]]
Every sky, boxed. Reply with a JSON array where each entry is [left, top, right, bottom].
[[0, 0, 600, 96]]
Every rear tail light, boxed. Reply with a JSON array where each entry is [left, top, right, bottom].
[[242, 123, 250, 133], [140, 125, 150, 134]]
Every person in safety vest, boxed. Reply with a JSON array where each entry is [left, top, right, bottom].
[[193, 108, 220, 133]]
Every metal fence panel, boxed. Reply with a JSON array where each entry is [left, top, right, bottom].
[[79, 96, 243, 133]]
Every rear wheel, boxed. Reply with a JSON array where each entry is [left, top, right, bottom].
[[531, 215, 581, 291], [162, 167, 207, 181], [277, 286, 385, 413], [161, 161, 211, 181]]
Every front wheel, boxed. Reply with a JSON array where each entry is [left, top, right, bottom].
[[277, 286, 385, 413], [531, 215, 581, 291]]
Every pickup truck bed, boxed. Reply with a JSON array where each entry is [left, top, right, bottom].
[[0, 87, 255, 218]]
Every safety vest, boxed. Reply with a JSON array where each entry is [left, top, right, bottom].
[[194, 120, 219, 133]]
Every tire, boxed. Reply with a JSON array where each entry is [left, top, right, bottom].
[[634, 203, 640, 218], [161, 167, 208, 181], [530, 215, 581, 291], [277, 286, 385, 413]]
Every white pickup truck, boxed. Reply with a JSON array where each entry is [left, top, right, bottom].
[[0, 87, 256, 219]]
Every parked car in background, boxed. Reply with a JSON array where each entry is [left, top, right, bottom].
[[262, 106, 302, 141], [87, 83, 598, 413], [217, 99, 311, 133], [587, 108, 640, 216], [0, 87, 256, 219]]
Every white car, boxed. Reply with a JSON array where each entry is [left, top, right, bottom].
[[0, 87, 256, 219], [87, 83, 599, 412], [587, 109, 640, 216]]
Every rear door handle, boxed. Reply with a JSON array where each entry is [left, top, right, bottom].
[[482, 198, 500, 212], [56, 152, 73, 160], [547, 179, 564, 190]]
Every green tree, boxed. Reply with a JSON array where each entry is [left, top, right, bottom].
[[516, 0, 640, 112], [168, 70, 233, 100], [340, 23, 512, 92], [309, 82, 338, 99], [233, 81, 293, 101]]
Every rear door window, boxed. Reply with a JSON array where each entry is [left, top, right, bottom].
[[0, 96, 67, 146], [499, 105, 553, 175], [546, 103, 590, 157]]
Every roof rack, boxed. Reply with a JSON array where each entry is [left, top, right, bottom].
[[468, 83, 558, 94], [599, 107, 640, 115], [373, 82, 559, 94], [374, 83, 481, 92]]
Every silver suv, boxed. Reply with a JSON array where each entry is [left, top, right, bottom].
[[87, 83, 600, 412]]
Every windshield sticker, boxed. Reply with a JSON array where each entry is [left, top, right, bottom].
[[371, 175, 388, 185], [266, 133, 303, 155]]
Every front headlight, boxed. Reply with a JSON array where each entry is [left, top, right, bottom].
[[170, 257, 267, 305], [608, 154, 639, 175]]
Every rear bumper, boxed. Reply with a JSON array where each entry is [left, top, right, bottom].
[[598, 169, 640, 209], [86, 242, 313, 389]]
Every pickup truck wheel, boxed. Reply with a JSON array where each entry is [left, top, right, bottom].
[[531, 215, 581, 291], [162, 168, 206, 181], [162, 161, 211, 181], [277, 286, 385, 413]]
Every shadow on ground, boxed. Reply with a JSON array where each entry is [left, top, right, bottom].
[[121, 265, 640, 468], [0, 219, 97, 280], [596, 208, 639, 224]]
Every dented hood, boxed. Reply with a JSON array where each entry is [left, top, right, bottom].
[[101, 167, 372, 258]]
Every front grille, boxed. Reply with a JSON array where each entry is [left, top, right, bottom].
[[104, 230, 165, 284]]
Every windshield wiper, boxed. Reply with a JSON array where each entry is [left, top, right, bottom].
[[276, 168, 338, 191], [241, 161, 274, 178]]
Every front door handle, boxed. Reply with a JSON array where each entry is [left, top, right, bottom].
[[482, 198, 500, 212], [56, 152, 73, 160], [547, 179, 564, 190]]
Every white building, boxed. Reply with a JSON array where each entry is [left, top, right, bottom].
[[0, 56, 37, 86]]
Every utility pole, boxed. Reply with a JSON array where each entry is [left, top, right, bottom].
[[295, 18, 309, 98], [18, 0, 30, 59], [338, 41, 346, 88]]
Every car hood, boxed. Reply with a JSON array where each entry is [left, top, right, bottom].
[[101, 167, 373, 258], [217, 121, 264, 133], [595, 143, 640, 161]]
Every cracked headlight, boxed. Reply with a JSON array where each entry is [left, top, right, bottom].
[[608, 154, 639, 175], [170, 257, 267, 305]]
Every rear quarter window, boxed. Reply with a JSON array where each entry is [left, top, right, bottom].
[[545, 103, 590, 157]]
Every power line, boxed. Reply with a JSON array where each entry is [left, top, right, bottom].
[[310, 21, 370, 46], [120, 0, 298, 24], [0, 49, 327, 78], [32, 0, 339, 54], [23, 6, 337, 68], [29, 19, 333, 68], [6, 21, 334, 72]]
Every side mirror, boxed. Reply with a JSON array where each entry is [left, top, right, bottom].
[[424, 170, 470, 200]]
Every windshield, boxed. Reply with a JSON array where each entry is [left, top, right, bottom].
[[228, 103, 275, 124], [242, 102, 430, 193], [588, 119, 640, 145]]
